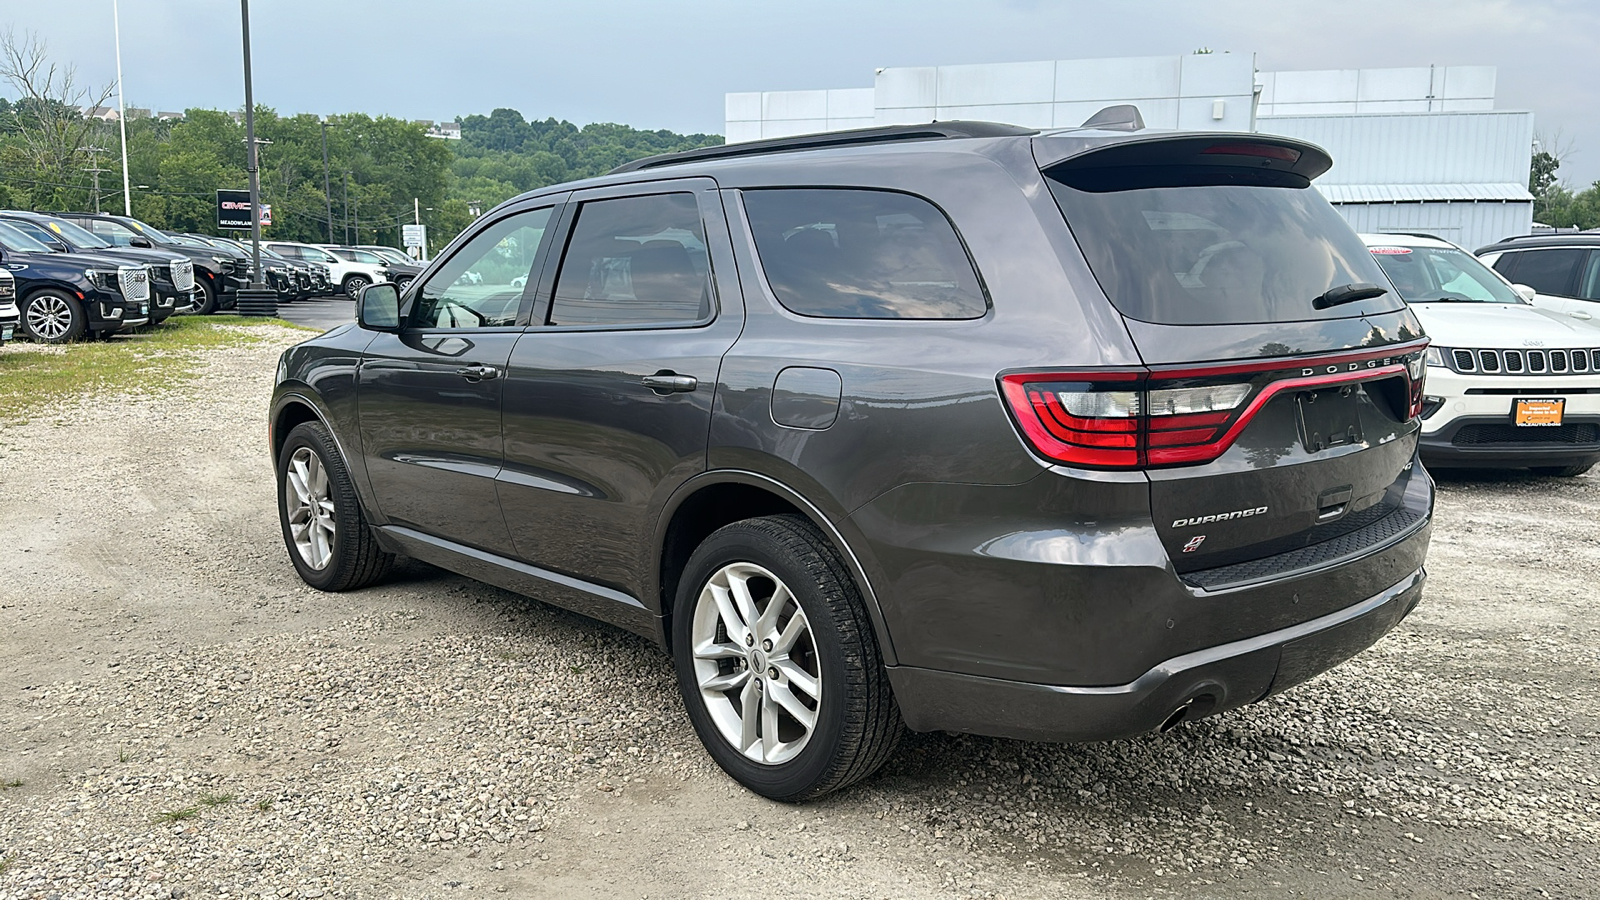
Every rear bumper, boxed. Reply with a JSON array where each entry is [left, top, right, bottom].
[[890, 565, 1426, 742], [1419, 414, 1600, 468]]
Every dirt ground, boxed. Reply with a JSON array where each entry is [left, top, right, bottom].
[[0, 330, 1596, 899]]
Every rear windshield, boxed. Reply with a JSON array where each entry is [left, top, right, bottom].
[[1367, 244, 1523, 304], [1045, 174, 1402, 325]]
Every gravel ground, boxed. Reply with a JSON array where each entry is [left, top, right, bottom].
[[0, 328, 1596, 899]]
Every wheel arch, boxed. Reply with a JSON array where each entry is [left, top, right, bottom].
[[653, 470, 897, 665]]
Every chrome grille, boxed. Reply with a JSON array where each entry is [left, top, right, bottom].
[[1446, 347, 1600, 376], [171, 259, 194, 292], [118, 265, 151, 303]]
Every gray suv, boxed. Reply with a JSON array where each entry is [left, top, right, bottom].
[[269, 118, 1434, 800]]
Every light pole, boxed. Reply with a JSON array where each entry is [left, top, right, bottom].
[[236, 0, 275, 316], [320, 119, 335, 244], [112, 0, 132, 215]]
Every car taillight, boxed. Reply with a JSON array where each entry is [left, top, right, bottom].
[[1000, 342, 1429, 470]]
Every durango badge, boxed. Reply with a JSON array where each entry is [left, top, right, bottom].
[[1172, 506, 1268, 528]]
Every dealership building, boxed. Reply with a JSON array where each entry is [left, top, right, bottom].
[[725, 54, 1534, 250]]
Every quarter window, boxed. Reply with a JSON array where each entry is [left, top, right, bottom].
[[742, 189, 987, 319], [412, 207, 554, 328], [1506, 248, 1584, 298], [1580, 251, 1600, 301], [549, 193, 711, 327]]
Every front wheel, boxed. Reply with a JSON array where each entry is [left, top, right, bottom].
[[1530, 463, 1593, 477], [191, 278, 218, 315], [276, 420, 395, 591], [672, 515, 902, 801], [22, 290, 87, 343], [341, 274, 369, 298]]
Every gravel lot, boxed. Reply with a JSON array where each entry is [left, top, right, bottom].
[[1, 327, 1596, 899]]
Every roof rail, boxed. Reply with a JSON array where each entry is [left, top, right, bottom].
[[1496, 230, 1599, 242], [609, 121, 1037, 175], [1382, 231, 1450, 242]]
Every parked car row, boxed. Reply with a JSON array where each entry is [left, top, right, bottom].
[[0, 206, 426, 343], [1360, 231, 1600, 477]]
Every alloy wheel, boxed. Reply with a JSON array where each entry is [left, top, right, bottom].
[[26, 295, 73, 341], [691, 562, 822, 765], [284, 447, 337, 570]]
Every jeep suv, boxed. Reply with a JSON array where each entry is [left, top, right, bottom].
[[269, 119, 1434, 800], [1367, 233, 1600, 476]]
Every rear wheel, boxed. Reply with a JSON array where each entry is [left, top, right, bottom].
[[341, 274, 369, 298], [671, 515, 902, 801], [1530, 463, 1593, 477], [276, 420, 395, 591], [22, 290, 86, 343]]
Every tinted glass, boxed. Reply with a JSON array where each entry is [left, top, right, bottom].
[[742, 189, 986, 319], [550, 193, 710, 327], [1045, 176, 1402, 325], [85, 219, 143, 246], [1507, 248, 1583, 297], [412, 206, 553, 329], [1367, 244, 1522, 304], [1582, 252, 1600, 301], [31, 217, 112, 249], [0, 221, 53, 253]]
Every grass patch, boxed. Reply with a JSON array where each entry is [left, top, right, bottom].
[[198, 792, 235, 808], [1, 779, 21, 789], [0, 854, 10, 875], [254, 798, 273, 812], [153, 806, 201, 824], [0, 315, 310, 420]]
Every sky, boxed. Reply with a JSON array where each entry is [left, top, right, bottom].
[[5, 0, 1599, 185]]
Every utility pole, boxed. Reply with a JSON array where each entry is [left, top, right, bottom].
[[84, 146, 110, 214], [342, 171, 351, 245], [320, 120, 334, 243]]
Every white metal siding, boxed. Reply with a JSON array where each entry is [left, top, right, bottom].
[[1258, 110, 1533, 185], [1329, 201, 1532, 251]]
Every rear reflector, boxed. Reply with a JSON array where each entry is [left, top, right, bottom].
[[1000, 342, 1429, 469]]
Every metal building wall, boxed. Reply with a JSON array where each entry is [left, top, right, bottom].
[[1329, 200, 1533, 251], [1257, 66, 1496, 117], [1258, 110, 1533, 185], [725, 88, 875, 143]]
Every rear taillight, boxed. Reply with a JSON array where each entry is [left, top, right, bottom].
[[1001, 343, 1429, 470]]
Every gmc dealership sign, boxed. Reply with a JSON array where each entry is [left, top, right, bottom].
[[216, 190, 257, 230]]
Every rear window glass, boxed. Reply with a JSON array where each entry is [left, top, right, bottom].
[[742, 188, 987, 319], [550, 193, 711, 327], [1045, 174, 1402, 325]]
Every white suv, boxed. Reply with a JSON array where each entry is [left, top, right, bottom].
[[1363, 233, 1600, 476], [264, 241, 387, 298]]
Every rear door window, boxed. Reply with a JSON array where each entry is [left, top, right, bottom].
[[549, 193, 711, 327], [1045, 174, 1402, 325], [1506, 248, 1583, 297], [1579, 251, 1600, 301], [742, 188, 987, 319]]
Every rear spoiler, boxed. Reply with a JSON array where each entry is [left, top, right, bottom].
[[1033, 132, 1333, 188]]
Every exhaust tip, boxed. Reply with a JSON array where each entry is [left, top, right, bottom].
[[1159, 705, 1189, 733]]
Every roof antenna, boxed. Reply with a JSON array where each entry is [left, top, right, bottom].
[[1080, 105, 1145, 131]]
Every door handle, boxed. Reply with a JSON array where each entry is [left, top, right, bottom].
[[456, 365, 501, 381], [642, 372, 698, 393]]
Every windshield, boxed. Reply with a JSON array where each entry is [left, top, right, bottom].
[[371, 248, 414, 265], [25, 217, 114, 250], [0, 221, 53, 253], [1045, 174, 1402, 325], [1367, 244, 1524, 304], [121, 217, 176, 244]]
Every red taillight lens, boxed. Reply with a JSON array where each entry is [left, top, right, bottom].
[[1000, 343, 1429, 470], [1201, 142, 1302, 162]]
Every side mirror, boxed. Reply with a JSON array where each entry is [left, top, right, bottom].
[[130, 236, 153, 249], [1513, 284, 1537, 302], [358, 282, 402, 332]]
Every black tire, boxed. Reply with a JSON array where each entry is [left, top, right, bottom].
[[341, 274, 369, 299], [192, 277, 218, 315], [275, 420, 395, 591], [1530, 463, 1593, 477], [671, 515, 902, 801], [21, 289, 87, 343]]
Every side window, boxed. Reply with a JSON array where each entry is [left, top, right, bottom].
[[89, 220, 138, 246], [267, 245, 299, 260], [1509, 248, 1584, 297], [1581, 251, 1600, 301], [412, 206, 553, 329], [742, 188, 988, 319], [303, 248, 338, 264], [549, 193, 711, 327]]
